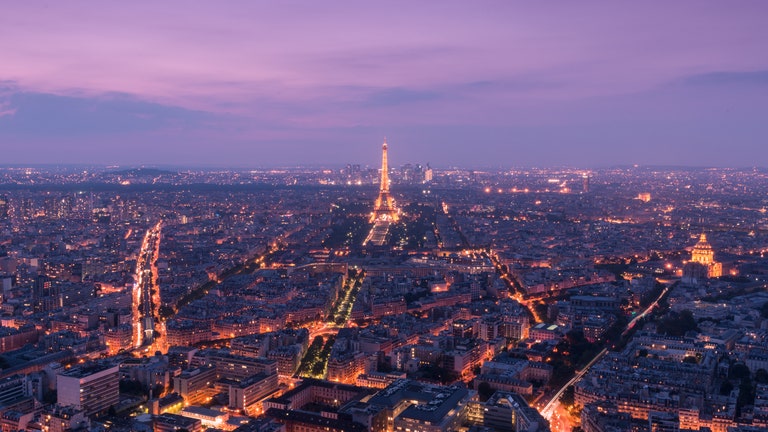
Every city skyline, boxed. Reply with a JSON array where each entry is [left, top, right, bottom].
[[1, 2, 767, 168], [2, 4, 768, 428], [2, 162, 768, 431]]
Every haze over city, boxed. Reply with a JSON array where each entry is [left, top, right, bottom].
[[2, 1, 767, 168]]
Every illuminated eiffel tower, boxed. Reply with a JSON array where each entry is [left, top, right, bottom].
[[365, 139, 399, 246], [371, 138, 398, 222]]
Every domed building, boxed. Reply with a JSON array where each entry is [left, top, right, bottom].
[[683, 233, 722, 282]]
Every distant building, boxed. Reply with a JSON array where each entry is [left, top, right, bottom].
[[57, 363, 119, 416], [0, 375, 27, 406], [33, 275, 62, 312], [173, 366, 217, 405], [371, 138, 398, 223], [690, 233, 722, 277], [364, 379, 472, 432], [154, 413, 203, 432], [264, 379, 372, 413], [40, 405, 89, 432], [581, 401, 642, 432], [327, 351, 367, 384], [104, 324, 133, 355], [0, 410, 35, 432], [683, 233, 722, 281], [265, 408, 367, 432], [0, 325, 38, 353], [366, 139, 400, 246], [194, 351, 278, 381], [220, 373, 279, 415], [149, 392, 184, 416], [355, 371, 406, 389], [467, 390, 550, 432], [180, 406, 229, 429], [166, 319, 212, 346], [529, 323, 562, 342]]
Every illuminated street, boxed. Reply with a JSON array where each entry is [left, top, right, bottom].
[[539, 282, 673, 430], [132, 221, 165, 353], [299, 270, 364, 379], [486, 251, 544, 322]]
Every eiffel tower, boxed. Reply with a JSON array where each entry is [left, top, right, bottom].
[[371, 138, 398, 222]]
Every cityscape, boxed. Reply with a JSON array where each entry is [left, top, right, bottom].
[[0, 146, 767, 431], [1, 2, 768, 432]]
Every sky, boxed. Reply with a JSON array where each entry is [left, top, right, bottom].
[[1, 1, 767, 168]]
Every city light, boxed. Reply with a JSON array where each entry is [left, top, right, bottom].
[[0, 3, 763, 430]]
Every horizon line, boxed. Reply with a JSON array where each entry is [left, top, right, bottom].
[[0, 163, 766, 172]]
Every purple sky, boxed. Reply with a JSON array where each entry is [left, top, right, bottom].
[[1, 1, 767, 168]]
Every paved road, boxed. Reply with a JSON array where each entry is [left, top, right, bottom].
[[539, 282, 672, 429]]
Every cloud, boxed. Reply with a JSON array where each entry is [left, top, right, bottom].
[[0, 102, 15, 118], [361, 87, 443, 107], [680, 70, 768, 86], [312, 45, 464, 74], [0, 83, 17, 117], [0, 86, 212, 136]]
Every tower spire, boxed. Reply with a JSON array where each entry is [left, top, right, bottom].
[[380, 137, 389, 194]]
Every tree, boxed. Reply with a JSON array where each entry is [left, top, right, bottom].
[[119, 379, 144, 395], [565, 330, 588, 346], [657, 310, 698, 337], [311, 362, 325, 376], [477, 382, 495, 401], [756, 368, 768, 384], [760, 302, 768, 319], [737, 380, 755, 417], [729, 363, 751, 381], [151, 384, 164, 399], [560, 385, 575, 407]]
